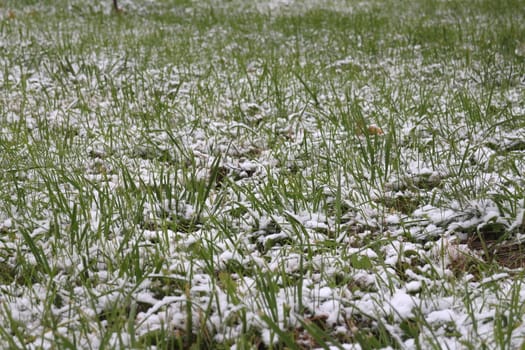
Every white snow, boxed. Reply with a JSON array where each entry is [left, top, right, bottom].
[[0, 0, 524, 349]]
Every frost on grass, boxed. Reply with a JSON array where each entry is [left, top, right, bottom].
[[0, 0, 525, 348]]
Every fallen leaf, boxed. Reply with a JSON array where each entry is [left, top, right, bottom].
[[367, 125, 384, 135]]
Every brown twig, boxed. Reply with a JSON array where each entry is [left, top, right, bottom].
[[113, 0, 120, 12]]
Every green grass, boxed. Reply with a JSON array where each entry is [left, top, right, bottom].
[[0, 0, 525, 348]]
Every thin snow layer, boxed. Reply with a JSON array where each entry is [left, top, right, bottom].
[[1, 0, 525, 349]]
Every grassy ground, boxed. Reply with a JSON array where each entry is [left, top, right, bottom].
[[1, 0, 525, 348]]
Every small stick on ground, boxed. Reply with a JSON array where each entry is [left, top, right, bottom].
[[113, 0, 121, 12]]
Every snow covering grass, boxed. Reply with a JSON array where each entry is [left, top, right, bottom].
[[1, 0, 525, 348]]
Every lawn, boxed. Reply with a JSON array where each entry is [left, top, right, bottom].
[[0, 0, 524, 349]]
